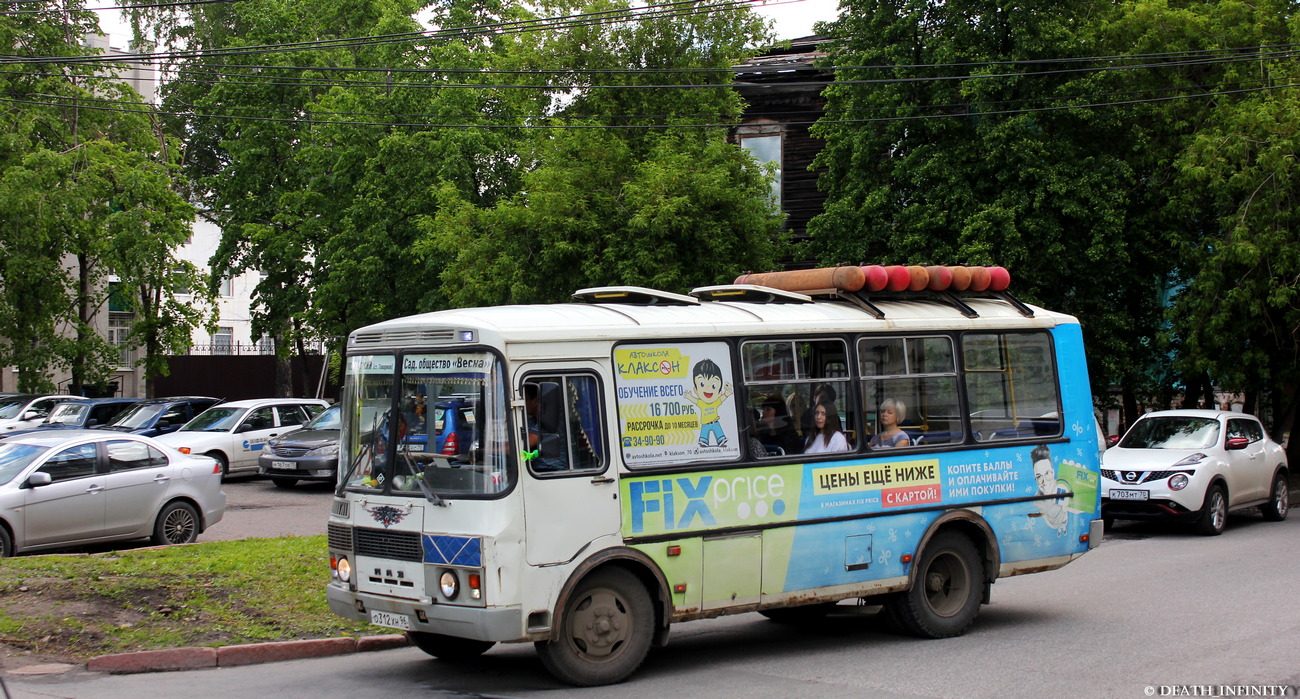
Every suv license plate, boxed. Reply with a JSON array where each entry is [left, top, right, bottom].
[[271, 461, 295, 470], [1110, 489, 1149, 501], [369, 610, 411, 630]]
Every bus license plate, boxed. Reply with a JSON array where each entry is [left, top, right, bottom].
[[271, 461, 296, 470], [369, 610, 411, 630], [1110, 489, 1148, 501]]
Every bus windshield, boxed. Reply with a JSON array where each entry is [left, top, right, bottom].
[[340, 351, 510, 498]]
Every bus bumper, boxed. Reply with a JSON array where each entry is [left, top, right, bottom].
[[327, 584, 524, 643]]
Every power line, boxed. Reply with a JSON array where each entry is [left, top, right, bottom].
[[8, 45, 1291, 93], [0, 0, 236, 15], [6, 79, 1296, 129], [17, 73, 1283, 123], [0, 0, 777, 65]]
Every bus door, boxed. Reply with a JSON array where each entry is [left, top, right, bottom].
[[518, 366, 617, 566]]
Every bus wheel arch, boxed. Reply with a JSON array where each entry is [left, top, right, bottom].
[[913, 511, 1000, 590], [537, 551, 666, 686], [883, 512, 997, 638]]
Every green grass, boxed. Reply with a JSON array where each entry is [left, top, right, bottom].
[[0, 536, 377, 660]]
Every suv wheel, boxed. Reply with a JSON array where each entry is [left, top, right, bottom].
[[1261, 472, 1290, 522], [1195, 484, 1227, 536]]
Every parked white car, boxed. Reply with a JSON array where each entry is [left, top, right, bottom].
[[154, 398, 329, 479], [0, 430, 225, 556], [1101, 409, 1289, 535], [0, 394, 90, 432]]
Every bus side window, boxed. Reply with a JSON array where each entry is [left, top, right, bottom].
[[964, 332, 1061, 441], [858, 336, 962, 448], [523, 374, 605, 474], [742, 338, 852, 458]]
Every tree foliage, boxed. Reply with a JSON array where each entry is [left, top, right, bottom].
[[0, 3, 200, 394], [127, 0, 784, 380], [807, 0, 1300, 432]]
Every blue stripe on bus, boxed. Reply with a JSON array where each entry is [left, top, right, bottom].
[[422, 535, 482, 567]]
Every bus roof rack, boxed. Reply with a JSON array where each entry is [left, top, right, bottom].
[[729, 265, 1035, 319], [689, 284, 813, 304], [573, 286, 700, 306]]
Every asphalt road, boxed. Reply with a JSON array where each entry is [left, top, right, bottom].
[[8, 507, 1300, 698], [201, 477, 334, 542]]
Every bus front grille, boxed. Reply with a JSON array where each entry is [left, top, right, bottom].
[[355, 528, 423, 562], [327, 523, 353, 551]]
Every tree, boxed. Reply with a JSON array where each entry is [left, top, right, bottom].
[[421, 0, 786, 304], [1173, 86, 1300, 462], [807, 0, 1236, 426], [0, 3, 200, 394]]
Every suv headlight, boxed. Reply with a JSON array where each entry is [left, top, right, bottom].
[[1168, 473, 1190, 491], [1172, 453, 1207, 467]]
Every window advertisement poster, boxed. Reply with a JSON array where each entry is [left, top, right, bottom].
[[614, 342, 741, 467]]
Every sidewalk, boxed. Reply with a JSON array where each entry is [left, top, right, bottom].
[[5, 634, 410, 677]]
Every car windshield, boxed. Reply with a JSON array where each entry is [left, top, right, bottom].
[[106, 403, 165, 429], [0, 443, 50, 485], [182, 407, 246, 432], [305, 405, 341, 430], [0, 399, 28, 420], [1121, 416, 1220, 449], [46, 403, 88, 425]]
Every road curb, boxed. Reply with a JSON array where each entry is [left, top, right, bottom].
[[85, 634, 409, 674]]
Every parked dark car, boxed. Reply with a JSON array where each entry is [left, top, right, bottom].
[[0, 398, 139, 439], [257, 404, 340, 488], [93, 397, 221, 438]]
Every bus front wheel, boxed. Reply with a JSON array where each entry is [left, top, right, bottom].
[[536, 567, 654, 686], [883, 531, 983, 638]]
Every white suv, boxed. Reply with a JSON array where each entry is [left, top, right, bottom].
[[1101, 409, 1288, 535], [154, 398, 328, 479]]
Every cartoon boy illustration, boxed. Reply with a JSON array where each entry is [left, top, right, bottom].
[[683, 358, 733, 448], [1031, 444, 1068, 534]]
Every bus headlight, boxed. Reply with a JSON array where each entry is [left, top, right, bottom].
[[336, 556, 352, 583], [439, 570, 459, 600], [1168, 473, 1190, 491]]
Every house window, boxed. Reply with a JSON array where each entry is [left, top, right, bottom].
[[171, 268, 190, 295], [218, 276, 233, 297], [740, 133, 783, 206], [109, 312, 134, 367], [213, 327, 233, 355]]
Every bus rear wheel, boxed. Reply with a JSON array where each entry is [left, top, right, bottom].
[[536, 567, 654, 686], [408, 631, 494, 661], [883, 531, 983, 638]]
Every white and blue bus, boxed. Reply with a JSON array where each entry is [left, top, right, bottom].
[[325, 265, 1103, 686]]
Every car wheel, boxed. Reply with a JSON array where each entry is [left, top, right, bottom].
[[271, 477, 298, 489], [407, 631, 494, 661], [883, 531, 983, 638], [759, 602, 839, 624], [535, 567, 655, 686], [0, 525, 11, 557], [152, 501, 200, 546], [1195, 484, 1228, 536], [207, 452, 229, 481], [1261, 472, 1290, 522]]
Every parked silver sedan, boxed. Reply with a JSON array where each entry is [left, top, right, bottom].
[[0, 431, 226, 556]]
